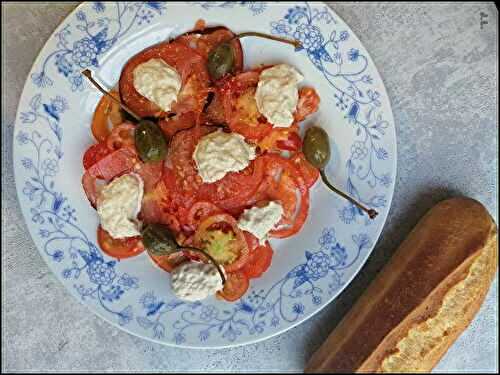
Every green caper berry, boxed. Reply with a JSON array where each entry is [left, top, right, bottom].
[[303, 126, 331, 170], [141, 223, 178, 256], [134, 120, 168, 162]]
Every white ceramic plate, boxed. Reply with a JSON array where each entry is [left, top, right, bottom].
[[13, 1, 396, 348]]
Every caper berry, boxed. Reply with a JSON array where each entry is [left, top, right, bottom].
[[135, 120, 168, 162], [303, 126, 331, 170], [206, 32, 302, 81], [207, 42, 235, 81], [302, 126, 379, 219], [141, 223, 178, 256]]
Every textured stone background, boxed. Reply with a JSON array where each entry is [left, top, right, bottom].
[[2, 2, 498, 373]]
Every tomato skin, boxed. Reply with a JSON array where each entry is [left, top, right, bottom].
[[217, 271, 249, 302], [194, 213, 250, 273], [241, 242, 274, 279], [97, 226, 145, 259], [83, 142, 112, 171]]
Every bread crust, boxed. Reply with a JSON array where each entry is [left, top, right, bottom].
[[305, 197, 498, 373]]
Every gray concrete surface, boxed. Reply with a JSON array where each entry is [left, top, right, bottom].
[[2, 2, 498, 373]]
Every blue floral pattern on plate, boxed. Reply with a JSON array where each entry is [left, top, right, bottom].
[[269, 3, 392, 224], [136, 228, 372, 343], [17, 93, 138, 326], [13, 2, 395, 348], [31, 2, 165, 91]]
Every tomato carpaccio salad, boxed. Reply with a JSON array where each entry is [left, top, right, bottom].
[[82, 22, 320, 303]]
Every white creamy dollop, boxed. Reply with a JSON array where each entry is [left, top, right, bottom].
[[97, 173, 143, 239], [238, 201, 284, 244], [170, 261, 224, 301], [193, 129, 257, 183], [255, 64, 303, 127], [133, 58, 182, 112]]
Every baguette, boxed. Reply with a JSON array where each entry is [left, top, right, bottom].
[[305, 197, 498, 373]]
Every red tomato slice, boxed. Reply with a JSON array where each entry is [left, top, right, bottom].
[[176, 26, 244, 78], [258, 125, 301, 153], [166, 126, 213, 193], [194, 213, 250, 273], [187, 201, 223, 228], [291, 153, 320, 188], [220, 69, 273, 141], [97, 226, 145, 260], [149, 251, 189, 273], [243, 231, 260, 252], [106, 122, 136, 152], [83, 142, 112, 171], [201, 89, 226, 125], [217, 271, 249, 302], [140, 179, 187, 234], [254, 154, 310, 239], [158, 111, 197, 138], [197, 156, 266, 211], [241, 242, 274, 279], [295, 87, 320, 122], [82, 147, 139, 206], [119, 41, 209, 118], [136, 160, 163, 193]]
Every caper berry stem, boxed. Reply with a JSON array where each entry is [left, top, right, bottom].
[[181, 246, 227, 284], [82, 69, 141, 122], [320, 170, 378, 219], [231, 32, 302, 49]]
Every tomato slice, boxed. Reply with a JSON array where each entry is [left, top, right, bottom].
[[91, 90, 123, 142], [220, 70, 273, 141], [241, 242, 274, 279], [158, 112, 196, 139], [243, 231, 260, 252], [166, 126, 213, 193], [217, 271, 249, 302], [187, 201, 223, 228], [258, 125, 301, 153], [106, 122, 136, 152], [149, 251, 189, 273], [119, 40, 209, 118], [83, 142, 112, 171], [82, 147, 139, 206], [201, 89, 225, 125], [194, 213, 250, 272], [291, 153, 320, 188], [295, 87, 320, 122], [255, 154, 310, 238], [197, 156, 266, 211], [97, 226, 145, 260]]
